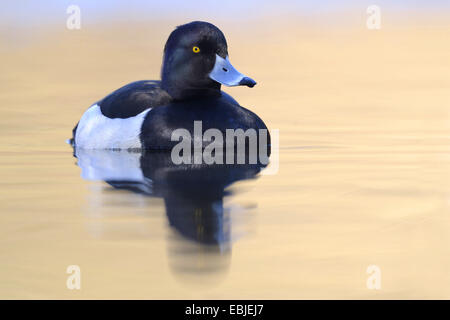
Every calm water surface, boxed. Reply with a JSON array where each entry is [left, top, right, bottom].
[[1, 21, 449, 299]]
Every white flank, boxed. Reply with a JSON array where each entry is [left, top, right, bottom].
[[75, 104, 151, 149]]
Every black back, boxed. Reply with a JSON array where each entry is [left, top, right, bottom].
[[99, 80, 172, 118]]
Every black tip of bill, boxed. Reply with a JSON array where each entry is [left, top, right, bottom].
[[239, 77, 257, 88]]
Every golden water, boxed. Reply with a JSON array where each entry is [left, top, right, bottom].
[[1, 19, 450, 299]]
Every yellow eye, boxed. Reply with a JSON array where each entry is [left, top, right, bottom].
[[192, 46, 200, 53]]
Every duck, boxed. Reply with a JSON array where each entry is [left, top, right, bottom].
[[72, 21, 269, 151]]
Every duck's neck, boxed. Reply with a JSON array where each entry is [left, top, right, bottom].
[[161, 79, 221, 101]]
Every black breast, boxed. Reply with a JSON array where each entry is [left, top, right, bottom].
[[140, 92, 269, 150]]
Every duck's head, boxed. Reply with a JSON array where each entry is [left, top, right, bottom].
[[161, 21, 256, 100]]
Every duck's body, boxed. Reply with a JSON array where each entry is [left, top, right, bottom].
[[72, 21, 268, 150]]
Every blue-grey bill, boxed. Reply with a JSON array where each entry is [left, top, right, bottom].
[[209, 54, 256, 87]]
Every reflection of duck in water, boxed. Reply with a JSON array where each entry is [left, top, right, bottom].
[[75, 149, 266, 246], [75, 149, 267, 286]]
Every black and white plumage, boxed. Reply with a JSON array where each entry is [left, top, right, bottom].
[[72, 21, 267, 150]]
